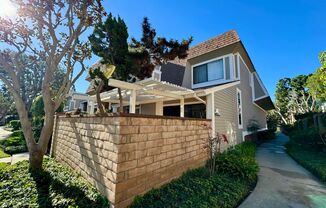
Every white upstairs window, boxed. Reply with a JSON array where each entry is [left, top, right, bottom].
[[192, 54, 234, 88]]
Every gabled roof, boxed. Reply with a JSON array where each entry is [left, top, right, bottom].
[[169, 30, 240, 67]]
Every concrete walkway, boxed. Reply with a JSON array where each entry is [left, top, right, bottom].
[[0, 126, 29, 164], [239, 133, 326, 208], [0, 126, 12, 140]]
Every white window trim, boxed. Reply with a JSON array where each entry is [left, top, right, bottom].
[[191, 54, 234, 89], [233, 53, 241, 80], [250, 73, 255, 101], [237, 88, 243, 129]]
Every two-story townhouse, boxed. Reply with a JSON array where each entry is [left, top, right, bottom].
[[86, 30, 274, 145]]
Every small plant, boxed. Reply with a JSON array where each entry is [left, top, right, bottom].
[[201, 123, 228, 176], [247, 119, 260, 133]]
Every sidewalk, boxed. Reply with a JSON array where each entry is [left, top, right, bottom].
[[0, 126, 29, 165], [239, 133, 326, 208]]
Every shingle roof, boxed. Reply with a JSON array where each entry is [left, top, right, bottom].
[[86, 30, 241, 93], [170, 30, 240, 66]]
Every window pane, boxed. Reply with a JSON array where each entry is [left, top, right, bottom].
[[239, 113, 242, 125], [193, 64, 207, 84], [207, 59, 224, 81], [225, 57, 230, 80], [235, 55, 239, 79]]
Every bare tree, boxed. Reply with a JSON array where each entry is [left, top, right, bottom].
[[0, 0, 105, 170]]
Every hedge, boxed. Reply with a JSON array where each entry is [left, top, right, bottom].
[[9, 120, 21, 131], [0, 135, 27, 155]]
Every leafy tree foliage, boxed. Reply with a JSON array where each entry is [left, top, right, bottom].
[[307, 52, 326, 101], [0, 91, 11, 122], [275, 74, 317, 124], [0, 0, 105, 170]]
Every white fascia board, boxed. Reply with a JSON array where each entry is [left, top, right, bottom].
[[197, 81, 240, 95]]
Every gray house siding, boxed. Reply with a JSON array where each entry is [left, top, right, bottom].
[[238, 57, 267, 132], [212, 56, 267, 148], [253, 75, 266, 98], [214, 86, 242, 150]]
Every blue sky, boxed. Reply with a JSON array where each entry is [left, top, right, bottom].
[[76, 0, 326, 100]]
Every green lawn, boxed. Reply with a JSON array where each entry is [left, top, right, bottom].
[[287, 142, 326, 182], [0, 149, 10, 158], [130, 142, 258, 208], [0, 158, 109, 208], [0, 162, 9, 169]]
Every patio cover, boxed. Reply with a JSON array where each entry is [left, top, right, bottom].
[[100, 78, 203, 105]]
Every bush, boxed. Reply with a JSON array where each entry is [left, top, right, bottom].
[[281, 124, 296, 134], [0, 136, 25, 147], [213, 142, 258, 181], [290, 128, 320, 146], [0, 159, 109, 207], [267, 111, 279, 132], [32, 116, 44, 141], [9, 120, 21, 131], [256, 129, 276, 143], [130, 142, 258, 208], [4, 145, 27, 155], [247, 119, 260, 132], [10, 130, 23, 138], [30, 95, 44, 118], [0, 135, 27, 155]]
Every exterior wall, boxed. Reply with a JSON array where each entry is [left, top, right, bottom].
[[182, 44, 238, 89], [51, 114, 210, 208], [140, 103, 156, 115], [253, 74, 266, 98], [213, 56, 267, 147], [214, 86, 241, 149], [239, 57, 267, 131]]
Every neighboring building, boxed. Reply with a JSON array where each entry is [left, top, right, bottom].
[[86, 30, 274, 145], [64, 90, 95, 113]]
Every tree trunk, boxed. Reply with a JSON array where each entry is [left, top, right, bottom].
[[95, 80, 106, 116], [118, 88, 123, 113], [29, 147, 44, 171]]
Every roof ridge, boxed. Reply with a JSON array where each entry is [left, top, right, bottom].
[[189, 29, 240, 50]]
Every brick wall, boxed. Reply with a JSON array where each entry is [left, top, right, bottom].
[[51, 114, 211, 208]]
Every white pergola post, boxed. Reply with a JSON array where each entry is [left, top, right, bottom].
[[129, 89, 136, 113], [155, 100, 163, 116], [206, 93, 215, 136], [108, 102, 111, 112], [89, 101, 95, 114], [180, 97, 184, 117]]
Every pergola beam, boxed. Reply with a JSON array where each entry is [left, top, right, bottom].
[[108, 78, 185, 100]]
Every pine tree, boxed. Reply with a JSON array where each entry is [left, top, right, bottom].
[[89, 13, 134, 114], [130, 17, 193, 79]]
